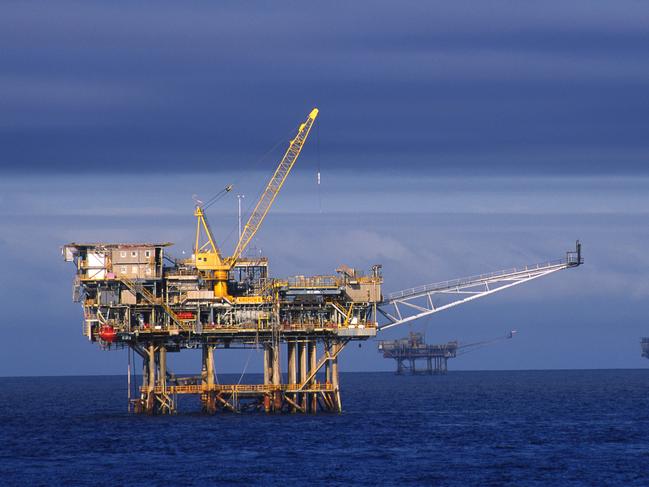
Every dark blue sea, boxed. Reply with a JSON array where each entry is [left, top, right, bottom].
[[1, 370, 648, 486]]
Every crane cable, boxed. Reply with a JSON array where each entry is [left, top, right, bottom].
[[195, 114, 314, 257], [317, 121, 322, 213], [198, 121, 297, 213], [218, 122, 305, 253], [202, 184, 233, 210]]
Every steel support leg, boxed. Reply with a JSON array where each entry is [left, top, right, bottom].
[[299, 341, 307, 411], [272, 341, 282, 412], [288, 340, 297, 413], [263, 345, 272, 412], [325, 342, 332, 386], [146, 344, 156, 414], [308, 340, 317, 413], [203, 345, 216, 414], [332, 341, 342, 413]]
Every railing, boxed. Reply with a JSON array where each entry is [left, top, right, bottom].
[[164, 269, 200, 278], [286, 275, 339, 288], [129, 321, 376, 333], [144, 382, 335, 395]]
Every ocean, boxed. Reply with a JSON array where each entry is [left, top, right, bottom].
[[1, 370, 648, 486]]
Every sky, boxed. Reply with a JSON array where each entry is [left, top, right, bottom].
[[1, 1, 649, 376]]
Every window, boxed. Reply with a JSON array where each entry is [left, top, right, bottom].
[[145, 267, 152, 275], [132, 266, 138, 274], [131, 251, 137, 258], [120, 266, 127, 274], [144, 250, 151, 258], [120, 251, 127, 258]]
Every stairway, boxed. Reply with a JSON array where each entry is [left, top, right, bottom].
[[119, 277, 187, 330]]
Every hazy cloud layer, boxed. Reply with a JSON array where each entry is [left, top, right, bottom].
[[1, 172, 648, 375]]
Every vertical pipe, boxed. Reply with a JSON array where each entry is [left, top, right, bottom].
[[324, 342, 332, 385], [263, 345, 272, 412], [202, 344, 216, 415], [127, 347, 131, 411], [308, 340, 317, 413], [288, 340, 297, 412], [142, 353, 148, 390], [288, 341, 297, 384], [201, 346, 207, 387], [263, 346, 271, 385], [146, 344, 155, 415], [272, 341, 281, 411], [159, 346, 167, 392], [148, 344, 155, 393], [332, 341, 341, 413], [298, 341, 307, 411], [206, 345, 214, 388], [272, 343, 281, 386]]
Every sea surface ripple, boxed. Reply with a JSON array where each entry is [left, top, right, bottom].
[[1, 370, 648, 486]]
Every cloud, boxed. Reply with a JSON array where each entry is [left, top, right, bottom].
[[1, 1, 648, 174], [1, 170, 648, 374]]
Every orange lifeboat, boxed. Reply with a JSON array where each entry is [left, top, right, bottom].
[[99, 325, 117, 343]]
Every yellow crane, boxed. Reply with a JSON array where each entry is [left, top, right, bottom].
[[193, 108, 319, 299]]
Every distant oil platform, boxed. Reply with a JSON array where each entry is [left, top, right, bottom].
[[378, 331, 516, 374], [641, 338, 649, 359], [62, 109, 583, 414]]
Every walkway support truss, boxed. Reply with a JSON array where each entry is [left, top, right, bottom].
[[378, 241, 582, 331]]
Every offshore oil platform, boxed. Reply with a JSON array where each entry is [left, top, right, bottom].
[[62, 108, 583, 414], [378, 331, 516, 374]]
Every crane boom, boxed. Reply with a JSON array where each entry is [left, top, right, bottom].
[[456, 331, 516, 356], [228, 108, 319, 265]]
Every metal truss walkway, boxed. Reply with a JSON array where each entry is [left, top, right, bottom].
[[378, 241, 582, 331]]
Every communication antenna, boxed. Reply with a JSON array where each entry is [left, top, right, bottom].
[[237, 194, 245, 240], [317, 120, 322, 213], [192, 194, 204, 207]]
